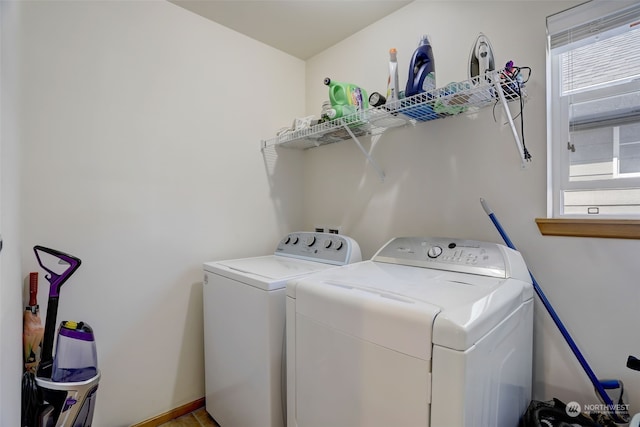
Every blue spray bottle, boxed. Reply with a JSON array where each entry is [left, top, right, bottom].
[[405, 35, 435, 97]]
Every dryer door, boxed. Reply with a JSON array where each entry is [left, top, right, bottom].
[[292, 279, 439, 427]]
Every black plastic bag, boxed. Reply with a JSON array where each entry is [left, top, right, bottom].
[[519, 398, 605, 427]]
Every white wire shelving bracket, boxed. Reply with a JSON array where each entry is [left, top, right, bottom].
[[260, 68, 527, 181]]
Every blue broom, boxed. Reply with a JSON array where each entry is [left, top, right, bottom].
[[480, 198, 628, 423]]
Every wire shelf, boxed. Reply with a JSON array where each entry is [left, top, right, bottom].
[[261, 68, 526, 151]]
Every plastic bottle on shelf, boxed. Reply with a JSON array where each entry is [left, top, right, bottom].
[[386, 48, 400, 105], [320, 100, 337, 121], [324, 77, 368, 119], [405, 35, 436, 97]]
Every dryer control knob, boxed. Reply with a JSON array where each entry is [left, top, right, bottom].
[[427, 246, 443, 258], [323, 239, 332, 249], [305, 236, 316, 247]]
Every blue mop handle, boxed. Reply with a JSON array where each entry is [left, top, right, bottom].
[[480, 198, 618, 411]]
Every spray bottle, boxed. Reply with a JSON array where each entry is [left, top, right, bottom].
[[324, 77, 368, 119], [386, 48, 400, 104], [405, 35, 436, 97]]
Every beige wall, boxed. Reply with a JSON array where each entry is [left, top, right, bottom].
[[1, 1, 24, 424], [7, 1, 305, 425], [4, 1, 639, 425], [303, 0, 640, 414]]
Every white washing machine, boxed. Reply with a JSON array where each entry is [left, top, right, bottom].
[[203, 231, 361, 427], [286, 236, 534, 427]]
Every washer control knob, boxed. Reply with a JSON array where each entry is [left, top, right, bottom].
[[334, 240, 344, 250], [305, 236, 316, 247], [291, 235, 299, 245], [427, 246, 443, 259], [324, 239, 332, 249], [283, 236, 291, 245]]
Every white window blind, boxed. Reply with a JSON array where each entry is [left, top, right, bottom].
[[547, 0, 640, 218]]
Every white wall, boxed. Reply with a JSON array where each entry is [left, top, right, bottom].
[[304, 0, 640, 415], [1, 2, 24, 425], [6, 1, 640, 425], [10, 1, 305, 425]]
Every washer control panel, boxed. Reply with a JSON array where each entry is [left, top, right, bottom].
[[275, 232, 361, 265], [372, 237, 522, 278]]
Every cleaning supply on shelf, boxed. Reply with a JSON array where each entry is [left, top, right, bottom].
[[434, 81, 471, 115], [405, 35, 435, 97], [324, 77, 368, 119], [386, 48, 400, 105], [319, 100, 335, 122], [399, 97, 437, 121]]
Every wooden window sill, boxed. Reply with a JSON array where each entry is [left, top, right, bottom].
[[535, 218, 640, 239]]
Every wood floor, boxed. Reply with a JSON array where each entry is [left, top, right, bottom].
[[157, 407, 219, 427]]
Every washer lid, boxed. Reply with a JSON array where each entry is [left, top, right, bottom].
[[204, 255, 336, 291], [289, 260, 532, 355]]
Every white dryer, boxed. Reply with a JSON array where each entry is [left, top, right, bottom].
[[203, 232, 361, 427], [286, 237, 533, 427]]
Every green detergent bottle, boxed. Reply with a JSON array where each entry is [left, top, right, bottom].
[[324, 77, 368, 119]]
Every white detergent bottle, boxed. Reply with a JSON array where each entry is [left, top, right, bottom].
[[386, 48, 400, 104]]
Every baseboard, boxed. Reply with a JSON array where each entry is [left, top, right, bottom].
[[130, 397, 205, 427]]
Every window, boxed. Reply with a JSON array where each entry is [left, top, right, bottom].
[[547, 1, 640, 218]]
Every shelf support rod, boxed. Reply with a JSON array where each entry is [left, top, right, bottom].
[[342, 122, 385, 182], [493, 78, 527, 168]]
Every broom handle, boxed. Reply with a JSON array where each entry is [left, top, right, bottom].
[[37, 297, 58, 379], [480, 198, 620, 413]]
